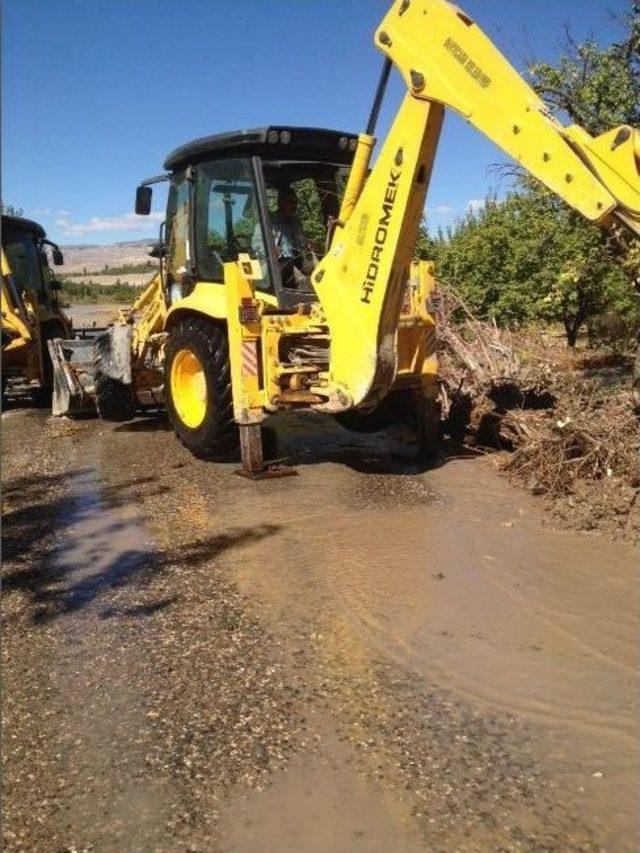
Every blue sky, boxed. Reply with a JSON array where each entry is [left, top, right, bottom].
[[2, 0, 629, 245]]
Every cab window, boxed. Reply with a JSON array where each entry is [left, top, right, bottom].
[[261, 162, 349, 289], [195, 158, 271, 291], [2, 226, 46, 302], [165, 174, 190, 288]]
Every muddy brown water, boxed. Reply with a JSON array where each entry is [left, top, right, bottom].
[[2, 408, 638, 852]]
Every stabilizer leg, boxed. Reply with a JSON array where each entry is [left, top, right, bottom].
[[235, 423, 297, 480]]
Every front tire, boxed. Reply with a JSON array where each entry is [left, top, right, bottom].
[[96, 375, 135, 421], [164, 316, 238, 459]]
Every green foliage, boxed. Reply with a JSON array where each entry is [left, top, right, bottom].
[[58, 278, 140, 304], [100, 260, 157, 275], [293, 179, 326, 247], [530, 3, 639, 133], [64, 260, 157, 277], [414, 220, 442, 263], [431, 5, 640, 347], [436, 191, 639, 345]]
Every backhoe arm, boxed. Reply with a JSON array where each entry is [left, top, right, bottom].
[[311, 0, 640, 412], [375, 0, 640, 238]]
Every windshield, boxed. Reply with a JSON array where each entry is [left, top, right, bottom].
[[261, 160, 348, 291], [262, 161, 348, 246], [194, 158, 271, 290], [2, 225, 46, 301], [194, 157, 349, 293]]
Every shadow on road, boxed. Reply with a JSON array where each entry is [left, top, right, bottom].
[[263, 412, 482, 476], [2, 467, 281, 625], [114, 412, 171, 433]]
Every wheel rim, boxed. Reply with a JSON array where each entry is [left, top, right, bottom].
[[170, 348, 207, 429]]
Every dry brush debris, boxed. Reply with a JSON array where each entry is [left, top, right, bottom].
[[434, 285, 640, 543]]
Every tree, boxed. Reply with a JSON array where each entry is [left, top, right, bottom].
[[414, 219, 442, 263], [529, 3, 639, 135], [0, 202, 24, 217], [525, 4, 640, 344]]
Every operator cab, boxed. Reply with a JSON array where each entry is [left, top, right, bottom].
[[1, 215, 64, 310], [136, 126, 358, 309]]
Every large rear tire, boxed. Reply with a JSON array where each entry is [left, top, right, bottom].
[[164, 316, 238, 459]]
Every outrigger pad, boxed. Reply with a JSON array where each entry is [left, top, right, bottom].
[[234, 464, 298, 481]]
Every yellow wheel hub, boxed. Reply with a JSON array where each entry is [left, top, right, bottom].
[[170, 349, 207, 429]]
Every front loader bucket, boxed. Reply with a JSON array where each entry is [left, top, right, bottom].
[[48, 337, 99, 416], [48, 324, 135, 418]]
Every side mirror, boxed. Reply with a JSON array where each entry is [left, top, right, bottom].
[[41, 239, 64, 265], [135, 185, 152, 215], [147, 241, 166, 259]]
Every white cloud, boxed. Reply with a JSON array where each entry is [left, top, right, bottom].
[[55, 211, 163, 237], [466, 198, 485, 213], [31, 207, 51, 216], [56, 209, 71, 217], [426, 204, 455, 216]]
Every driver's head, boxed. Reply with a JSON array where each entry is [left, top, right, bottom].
[[277, 187, 298, 220]]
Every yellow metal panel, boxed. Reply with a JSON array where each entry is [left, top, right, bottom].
[[563, 125, 640, 235], [165, 281, 230, 326], [165, 280, 277, 328], [1, 249, 33, 344], [312, 94, 443, 409], [397, 260, 437, 378], [337, 133, 376, 225], [224, 263, 267, 424]]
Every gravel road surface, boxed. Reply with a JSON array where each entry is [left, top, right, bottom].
[[2, 405, 637, 852]]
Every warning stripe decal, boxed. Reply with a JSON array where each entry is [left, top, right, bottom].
[[241, 340, 258, 376]]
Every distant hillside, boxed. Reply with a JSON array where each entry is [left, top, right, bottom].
[[59, 239, 158, 275]]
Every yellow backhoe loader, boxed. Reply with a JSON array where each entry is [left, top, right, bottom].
[[1, 215, 73, 403], [52, 0, 640, 475]]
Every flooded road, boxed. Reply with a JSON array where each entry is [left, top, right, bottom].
[[2, 408, 638, 852]]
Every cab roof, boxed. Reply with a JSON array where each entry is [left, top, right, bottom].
[[164, 126, 358, 171], [1, 215, 46, 239]]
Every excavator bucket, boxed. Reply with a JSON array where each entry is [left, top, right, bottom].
[[49, 324, 134, 417]]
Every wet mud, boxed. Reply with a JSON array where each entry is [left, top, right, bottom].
[[2, 407, 638, 852]]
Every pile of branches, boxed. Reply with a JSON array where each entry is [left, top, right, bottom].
[[501, 379, 639, 496], [435, 286, 553, 444], [434, 284, 639, 540], [436, 286, 528, 403]]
